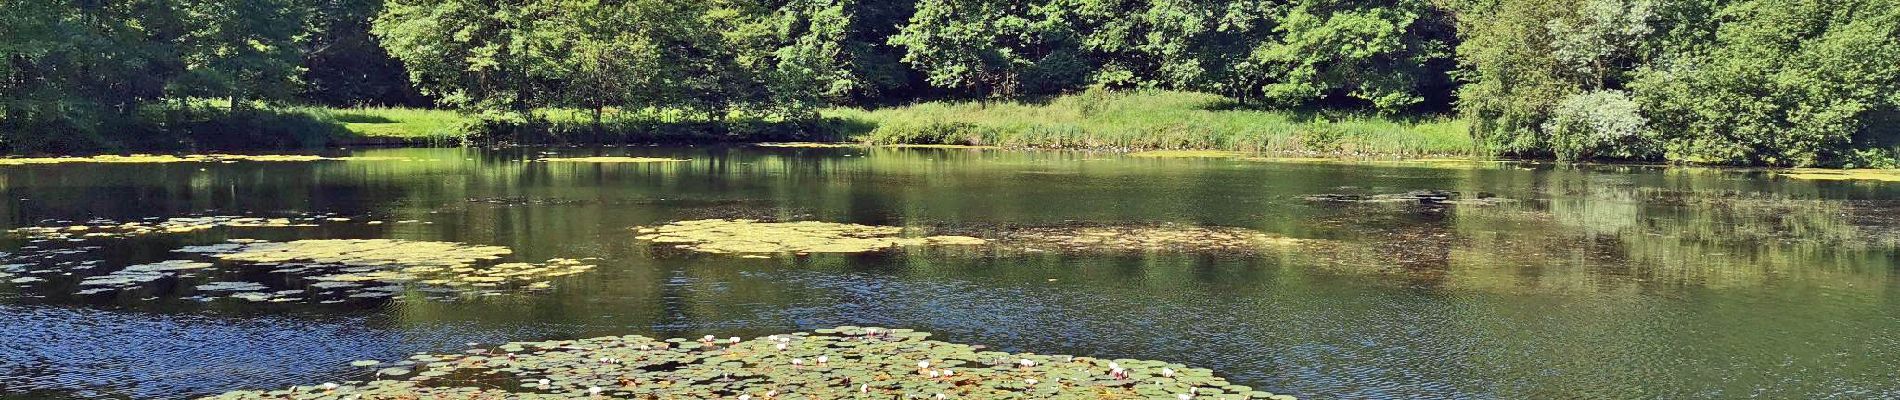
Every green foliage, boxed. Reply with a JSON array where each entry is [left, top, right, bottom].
[[171, 0, 311, 108], [829, 89, 1476, 156], [1249, 0, 1457, 112], [1543, 90, 1652, 160], [300, 0, 428, 106], [1631, 0, 1900, 166]]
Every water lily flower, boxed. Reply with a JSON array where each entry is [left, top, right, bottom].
[[588, 386, 602, 396], [816, 355, 829, 365], [729, 337, 742, 344], [1162, 367, 1176, 378]]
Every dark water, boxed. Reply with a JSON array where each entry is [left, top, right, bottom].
[[1, 147, 1897, 399]]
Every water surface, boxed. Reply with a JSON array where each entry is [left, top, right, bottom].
[[1, 147, 1897, 399]]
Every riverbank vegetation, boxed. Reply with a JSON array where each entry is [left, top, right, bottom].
[[3, 0, 1897, 166]]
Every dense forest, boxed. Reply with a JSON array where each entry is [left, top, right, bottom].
[[2, 0, 1897, 166]]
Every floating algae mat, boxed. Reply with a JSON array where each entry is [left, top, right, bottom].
[[180, 239, 593, 290], [8, 216, 328, 240], [756, 142, 865, 148], [1303, 190, 1512, 207], [1778, 168, 1900, 182], [634, 219, 986, 255], [1000, 225, 1305, 253], [3, 239, 596, 302], [535, 157, 690, 163], [1128, 150, 1244, 158], [204, 327, 1296, 400], [0, 154, 408, 165]]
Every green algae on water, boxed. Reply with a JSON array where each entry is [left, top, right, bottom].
[[634, 219, 986, 255], [202, 327, 1296, 400]]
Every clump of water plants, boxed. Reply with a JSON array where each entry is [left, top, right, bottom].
[[755, 142, 863, 148], [1128, 150, 1244, 158], [6, 239, 597, 302], [634, 219, 986, 255], [180, 239, 593, 290], [202, 326, 1296, 400], [1778, 168, 1900, 182], [534, 157, 690, 163], [8, 216, 326, 241], [1303, 190, 1511, 207], [1000, 225, 1305, 253], [0, 154, 408, 165]]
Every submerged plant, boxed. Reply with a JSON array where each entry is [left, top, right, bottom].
[[203, 327, 1297, 400]]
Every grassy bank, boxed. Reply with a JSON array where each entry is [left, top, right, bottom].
[[6, 91, 1474, 157], [825, 90, 1478, 157], [296, 90, 1477, 158]]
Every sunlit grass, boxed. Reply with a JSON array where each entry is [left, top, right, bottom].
[[824, 90, 1479, 157], [291, 106, 468, 139]]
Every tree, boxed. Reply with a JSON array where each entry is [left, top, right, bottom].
[[889, 0, 1086, 98], [172, 0, 311, 110]]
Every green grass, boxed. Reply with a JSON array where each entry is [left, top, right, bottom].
[[292, 106, 469, 139], [823, 90, 1478, 157]]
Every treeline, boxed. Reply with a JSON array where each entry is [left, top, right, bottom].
[[3, 0, 1898, 166]]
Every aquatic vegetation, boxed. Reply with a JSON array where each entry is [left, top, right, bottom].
[[1304, 190, 1512, 207], [1778, 168, 1900, 182], [203, 326, 1296, 400], [1128, 150, 1244, 158], [178, 240, 592, 292], [8, 239, 597, 301], [1001, 225, 1305, 253], [756, 142, 864, 148], [0, 154, 408, 165], [8, 216, 326, 240], [534, 157, 690, 163], [635, 219, 986, 255]]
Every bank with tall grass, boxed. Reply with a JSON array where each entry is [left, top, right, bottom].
[[825, 90, 1477, 157]]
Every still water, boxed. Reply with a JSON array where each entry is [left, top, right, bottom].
[[0, 147, 1896, 399]]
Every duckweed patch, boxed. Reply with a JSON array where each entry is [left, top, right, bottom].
[[1001, 225, 1305, 253], [634, 219, 986, 255], [756, 142, 863, 148], [1303, 190, 1512, 207], [7, 239, 596, 302], [1779, 169, 1900, 182], [182, 239, 594, 291], [1128, 150, 1244, 158], [203, 326, 1295, 400], [535, 157, 690, 163], [0, 154, 407, 165], [8, 216, 327, 240]]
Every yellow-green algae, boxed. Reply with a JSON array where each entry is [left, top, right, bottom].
[[203, 326, 1295, 400], [0, 154, 407, 165], [535, 157, 691, 163], [181, 239, 594, 290], [1002, 225, 1306, 253], [635, 219, 986, 255], [1778, 168, 1900, 182], [8, 216, 324, 240], [756, 142, 865, 148], [1127, 150, 1245, 158]]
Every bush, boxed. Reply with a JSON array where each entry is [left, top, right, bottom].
[[1542, 90, 1652, 161]]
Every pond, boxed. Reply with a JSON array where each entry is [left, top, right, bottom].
[[1, 146, 1897, 399]]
